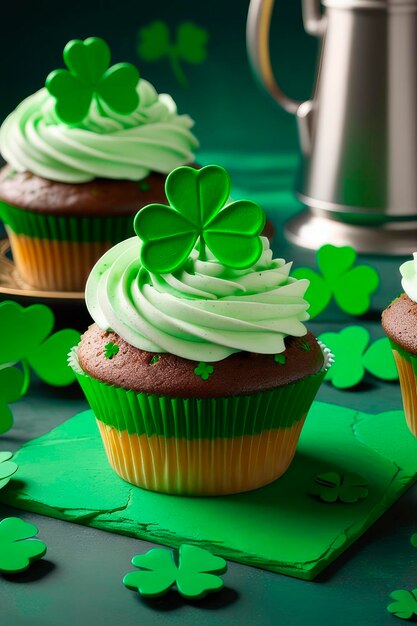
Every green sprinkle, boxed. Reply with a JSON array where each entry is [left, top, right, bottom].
[[300, 341, 311, 352], [274, 354, 286, 365], [140, 181, 150, 192], [104, 342, 119, 359], [150, 355, 159, 365]]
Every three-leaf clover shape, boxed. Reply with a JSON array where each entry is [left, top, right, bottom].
[[310, 471, 369, 503], [137, 21, 208, 86], [388, 589, 417, 620], [46, 37, 140, 125], [0, 517, 47, 574], [123, 544, 227, 599], [319, 326, 398, 389], [0, 366, 24, 434], [194, 362, 214, 380], [292, 244, 379, 318], [104, 342, 119, 360], [134, 165, 266, 274], [0, 452, 18, 490]]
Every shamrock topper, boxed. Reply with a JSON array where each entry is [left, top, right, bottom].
[[292, 244, 379, 318], [46, 37, 140, 125], [0, 452, 18, 490], [310, 471, 369, 503], [194, 362, 214, 380], [0, 517, 47, 574], [134, 165, 266, 274], [137, 21, 208, 86], [387, 589, 417, 620], [0, 367, 24, 435], [123, 544, 227, 599], [318, 326, 398, 389]]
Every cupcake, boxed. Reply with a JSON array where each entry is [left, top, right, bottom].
[[0, 36, 198, 291], [382, 253, 417, 437], [69, 164, 331, 495]]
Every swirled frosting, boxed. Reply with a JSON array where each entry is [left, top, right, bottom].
[[0, 80, 198, 183], [400, 253, 417, 303], [86, 236, 311, 362]]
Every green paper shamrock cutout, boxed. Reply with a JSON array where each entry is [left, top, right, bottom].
[[0, 301, 80, 389], [292, 244, 379, 318], [194, 362, 214, 380], [319, 326, 398, 389], [0, 367, 24, 434], [388, 589, 417, 620], [46, 37, 140, 125], [0, 452, 18, 490], [0, 517, 47, 574], [137, 21, 208, 86], [135, 165, 266, 274], [104, 342, 119, 360], [123, 544, 227, 599], [274, 354, 286, 365], [310, 471, 368, 503]]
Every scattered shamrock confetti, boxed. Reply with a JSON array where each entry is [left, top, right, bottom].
[[104, 342, 119, 360], [134, 165, 266, 274], [387, 589, 417, 620], [310, 471, 369, 503], [274, 354, 286, 365], [46, 37, 140, 125], [137, 21, 208, 86], [0, 367, 24, 434], [292, 244, 379, 318], [123, 544, 227, 599], [0, 452, 18, 490], [0, 301, 80, 391], [194, 362, 214, 381], [0, 517, 47, 574], [319, 326, 398, 389]]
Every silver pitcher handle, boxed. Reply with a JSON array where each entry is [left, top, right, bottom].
[[246, 0, 326, 151]]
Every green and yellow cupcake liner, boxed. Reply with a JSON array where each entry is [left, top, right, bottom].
[[390, 340, 417, 437], [69, 345, 331, 496]]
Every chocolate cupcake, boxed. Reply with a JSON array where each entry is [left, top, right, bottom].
[[69, 164, 331, 495], [0, 37, 198, 291], [382, 254, 417, 436]]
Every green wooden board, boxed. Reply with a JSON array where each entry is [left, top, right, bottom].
[[1, 401, 417, 580]]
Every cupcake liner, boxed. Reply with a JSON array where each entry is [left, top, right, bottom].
[[0, 201, 135, 243], [389, 339, 417, 437], [69, 345, 331, 495]]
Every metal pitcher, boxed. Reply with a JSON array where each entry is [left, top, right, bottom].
[[247, 0, 417, 254]]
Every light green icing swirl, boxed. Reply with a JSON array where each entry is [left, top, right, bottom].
[[0, 80, 198, 183], [400, 253, 417, 303], [86, 236, 311, 362]]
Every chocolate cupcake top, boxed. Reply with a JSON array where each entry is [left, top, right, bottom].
[[382, 253, 417, 354], [0, 37, 198, 184], [85, 164, 314, 363]]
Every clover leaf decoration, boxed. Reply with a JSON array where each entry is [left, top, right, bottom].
[[319, 326, 398, 389], [0, 452, 18, 490], [0, 367, 24, 434], [0, 301, 80, 396], [137, 21, 208, 86], [123, 544, 227, 599], [46, 37, 140, 125], [292, 244, 379, 318], [274, 354, 286, 365], [104, 342, 119, 360], [134, 165, 266, 274], [388, 589, 417, 620], [0, 517, 47, 574], [310, 471, 369, 503], [194, 362, 214, 381]]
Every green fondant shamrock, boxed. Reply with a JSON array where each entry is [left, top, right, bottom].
[[104, 342, 119, 360], [292, 244, 379, 318], [46, 37, 140, 125], [137, 21, 208, 86], [0, 452, 18, 490], [0, 517, 47, 574], [123, 544, 227, 599], [387, 589, 417, 620], [194, 362, 214, 381], [0, 301, 80, 390], [274, 354, 286, 365], [319, 326, 398, 389], [134, 165, 266, 273], [310, 471, 368, 503], [0, 367, 24, 434]]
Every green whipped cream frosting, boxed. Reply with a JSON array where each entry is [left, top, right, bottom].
[[86, 236, 311, 362], [0, 80, 198, 183]]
